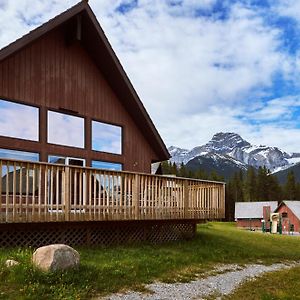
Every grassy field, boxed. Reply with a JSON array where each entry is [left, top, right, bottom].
[[0, 222, 300, 299], [224, 265, 300, 300]]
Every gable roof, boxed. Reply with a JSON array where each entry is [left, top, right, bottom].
[[275, 201, 300, 219], [0, 1, 170, 162], [235, 201, 278, 219]]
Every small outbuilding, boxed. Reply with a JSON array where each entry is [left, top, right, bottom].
[[235, 201, 278, 229], [275, 201, 300, 233]]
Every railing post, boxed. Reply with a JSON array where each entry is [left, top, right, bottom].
[[64, 166, 70, 221], [183, 180, 189, 218], [133, 174, 140, 219]]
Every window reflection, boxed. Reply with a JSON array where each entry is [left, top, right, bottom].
[[0, 148, 39, 195], [48, 111, 84, 148], [0, 99, 39, 141], [92, 160, 122, 171], [48, 156, 66, 165], [92, 121, 122, 154], [0, 148, 39, 162]]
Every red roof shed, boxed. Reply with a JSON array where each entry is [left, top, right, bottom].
[[275, 201, 300, 233]]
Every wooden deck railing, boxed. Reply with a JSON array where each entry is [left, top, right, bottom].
[[0, 159, 225, 223]]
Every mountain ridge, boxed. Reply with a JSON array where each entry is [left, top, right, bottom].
[[168, 132, 300, 179]]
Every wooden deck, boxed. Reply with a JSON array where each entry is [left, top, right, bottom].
[[0, 159, 225, 223]]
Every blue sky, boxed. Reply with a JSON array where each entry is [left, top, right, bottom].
[[1, 0, 300, 152]]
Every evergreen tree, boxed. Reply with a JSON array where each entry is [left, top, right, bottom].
[[178, 162, 188, 178], [194, 169, 208, 180], [161, 161, 170, 174], [245, 166, 257, 201], [296, 182, 300, 200], [256, 166, 269, 201], [232, 171, 244, 202], [171, 162, 178, 176], [225, 180, 235, 220], [268, 175, 282, 202], [284, 170, 297, 200], [210, 170, 224, 181]]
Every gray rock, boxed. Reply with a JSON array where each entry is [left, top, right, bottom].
[[5, 259, 19, 267], [32, 244, 80, 272]]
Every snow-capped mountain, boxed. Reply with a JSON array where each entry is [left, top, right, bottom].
[[186, 152, 248, 179], [169, 132, 300, 172]]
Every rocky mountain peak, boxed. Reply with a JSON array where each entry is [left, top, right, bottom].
[[168, 132, 300, 172], [207, 132, 251, 152]]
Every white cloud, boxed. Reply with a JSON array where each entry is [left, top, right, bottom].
[[245, 96, 300, 121], [91, 1, 296, 149], [0, 100, 39, 141], [1, 0, 300, 153], [48, 111, 84, 148], [273, 0, 300, 21], [0, 0, 75, 47]]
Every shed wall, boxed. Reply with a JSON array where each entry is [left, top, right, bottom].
[[277, 204, 300, 232], [236, 219, 262, 229]]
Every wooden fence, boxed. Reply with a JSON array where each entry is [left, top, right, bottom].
[[0, 159, 225, 223]]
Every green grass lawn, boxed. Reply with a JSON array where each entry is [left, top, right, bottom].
[[0, 222, 300, 299], [224, 265, 300, 300]]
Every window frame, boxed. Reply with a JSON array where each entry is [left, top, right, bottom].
[[91, 118, 123, 155], [0, 97, 40, 142], [0, 147, 40, 162], [47, 109, 85, 149]]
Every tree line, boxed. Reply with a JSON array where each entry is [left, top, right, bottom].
[[161, 161, 224, 181], [161, 161, 300, 220]]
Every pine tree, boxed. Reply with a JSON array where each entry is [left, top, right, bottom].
[[256, 166, 269, 201], [245, 166, 257, 201], [296, 182, 300, 200], [225, 181, 235, 220], [268, 175, 282, 201], [161, 161, 170, 174], [171, 162, 178, 176], [232, 171, 244, 202], [178, 162, 188, 178], [210, 170, 224, 181], [285, 170, 297, 200]]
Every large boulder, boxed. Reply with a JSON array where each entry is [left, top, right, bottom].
[[32, 244, 80, 272]]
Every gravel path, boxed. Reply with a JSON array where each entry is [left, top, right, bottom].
[[102, 261, 299, 300]]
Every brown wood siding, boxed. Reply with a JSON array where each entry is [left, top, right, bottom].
[[236, 219, 262, 229], [0, 27, 158, 173], [277, 204, 300, 232]]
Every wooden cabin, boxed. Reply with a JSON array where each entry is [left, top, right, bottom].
[[0, 1, 225, 247]]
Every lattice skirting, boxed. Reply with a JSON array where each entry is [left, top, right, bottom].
[[0, 220, 197, 248]]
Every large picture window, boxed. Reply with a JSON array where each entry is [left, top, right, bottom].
[[0, 99, 39, 141], [0, 148, 39, 161], [92, 121, 122, 154], [92, 160, 122, 171], [48, 111, 84, 148]]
